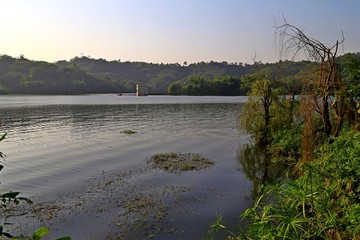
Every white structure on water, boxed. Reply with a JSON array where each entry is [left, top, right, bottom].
[[136, 83, 147, 96]]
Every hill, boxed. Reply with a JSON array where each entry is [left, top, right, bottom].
[[0, 53, 357, 95]]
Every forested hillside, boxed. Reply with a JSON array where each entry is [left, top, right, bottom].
[[0, 53, 358, 95], [168, 60, 316, 95], [0, 55, 113, 94], [56, 57, 253, 94]]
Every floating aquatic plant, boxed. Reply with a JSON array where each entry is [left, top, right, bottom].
[[148, 152, 214, 173], [122, 129, 137, 134]]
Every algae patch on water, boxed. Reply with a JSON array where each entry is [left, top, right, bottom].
[[121, 129, 137, 134], [148, 152, 214, 173]]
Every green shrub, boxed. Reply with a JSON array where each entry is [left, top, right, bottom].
[[210, 131, 360, 239], [269, 126, 302, 167]]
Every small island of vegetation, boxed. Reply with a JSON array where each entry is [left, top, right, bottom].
[[148, 152, 214, 173]]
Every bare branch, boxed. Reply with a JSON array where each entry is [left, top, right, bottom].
[[275, 17, 344, 63], [275, 16, 348, 139]]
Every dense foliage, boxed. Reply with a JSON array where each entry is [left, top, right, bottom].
[[210, 131, 360, 239], [167, 60, 315, 95], [209, 34, 359, 238], [167, 75, 246, 95]]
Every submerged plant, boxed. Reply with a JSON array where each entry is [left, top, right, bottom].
[[148, 152, 214, 173], [0, 133, 71, 240], [122, 129, 137, 134], [117, 193, 170, 239]]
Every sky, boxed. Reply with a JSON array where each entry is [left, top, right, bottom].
[[0, 0, 359, 64]]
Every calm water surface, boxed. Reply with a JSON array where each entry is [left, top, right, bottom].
[[0, 94, 254, 239]]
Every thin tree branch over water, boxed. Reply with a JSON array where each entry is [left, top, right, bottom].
[[274, 14, 345, 62]]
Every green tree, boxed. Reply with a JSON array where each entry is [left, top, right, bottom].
[[340, 52, 360, 130], [167, 82, 182, 95], [213, 75, 241, 95], [240, 76, 283, 146]]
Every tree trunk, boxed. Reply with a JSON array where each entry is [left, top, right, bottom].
[[322, 95, 332, 137]]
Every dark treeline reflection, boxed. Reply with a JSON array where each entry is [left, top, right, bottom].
[[237, 143, 286, 198]]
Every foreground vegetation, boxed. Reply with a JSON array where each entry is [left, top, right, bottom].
[[209, 20, 360, 239], [211, 131, 360, 239]]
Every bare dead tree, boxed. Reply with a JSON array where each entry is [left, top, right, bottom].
[[275, 16, 346, 146]]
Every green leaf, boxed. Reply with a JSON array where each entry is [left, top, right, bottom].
[[32, 227, 49, 240], [0, 133, 7, 142], [1, 192, 20, 199]]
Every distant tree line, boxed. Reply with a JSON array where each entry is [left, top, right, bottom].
[[168, 75, 244, 95], [0, 53, 358, 95], [168, 60, 316, 95], [0, 55, 112, 94]]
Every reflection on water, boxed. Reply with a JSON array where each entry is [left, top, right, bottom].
[[237, 144, 286, 198]]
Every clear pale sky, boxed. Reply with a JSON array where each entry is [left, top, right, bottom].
[[0, 0, 359, 64]]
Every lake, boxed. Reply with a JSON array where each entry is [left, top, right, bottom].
[[0, 94, 254, 239]]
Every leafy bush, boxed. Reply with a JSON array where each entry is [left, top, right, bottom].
[[210, 131, 360, 239], [269, 126, 302, 167]]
